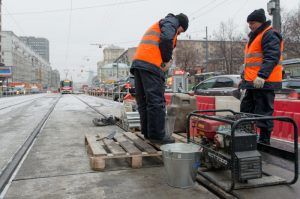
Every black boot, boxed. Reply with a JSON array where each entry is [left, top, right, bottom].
[[148, 136, 175, 144]]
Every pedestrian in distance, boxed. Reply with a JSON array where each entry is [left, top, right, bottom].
[[130, 13, 189, 144], [240, 8, 283, 145]]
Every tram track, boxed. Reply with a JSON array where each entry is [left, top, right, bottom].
[[73, 95, 128, 131], [0, 95, 45, 111], [0, 95, 61, 195]]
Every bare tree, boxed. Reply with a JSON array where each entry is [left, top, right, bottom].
[[212, 19, 245, 74], [282, 9, 300, 58], [174, 41, 200, 74]]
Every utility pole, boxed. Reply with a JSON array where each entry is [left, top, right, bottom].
[[205, 26, 209, 72], [267, 0, 281, 32]]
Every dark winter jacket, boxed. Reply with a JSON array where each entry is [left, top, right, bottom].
[[241, 21, 283, 90], [130, 13, 180, 77]]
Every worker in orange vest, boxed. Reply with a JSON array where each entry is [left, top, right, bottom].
[[240, 9, 283, 145], [130, 13, 189, 144]]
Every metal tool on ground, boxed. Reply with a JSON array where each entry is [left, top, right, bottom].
[[186, 109, 298, 193], [93, 115, 116, 126], [96, 131, 116, 141]]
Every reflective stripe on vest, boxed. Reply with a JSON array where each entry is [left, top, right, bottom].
[[244, 26, 283, 82], [245, 52, 263, 58], [140, 40, 159, 46], [245, 61, 282, 67], [133, 22, 177, 69]]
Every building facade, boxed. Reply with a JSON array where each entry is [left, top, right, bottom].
[[20, 36, 50, 62], [50, 69, 60, 90], [100, 63, 130, 83], [97, 45, 125, 82], [1, 31, 58, 89]]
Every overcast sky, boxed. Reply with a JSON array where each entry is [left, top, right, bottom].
[[3, 0, 300, 81]]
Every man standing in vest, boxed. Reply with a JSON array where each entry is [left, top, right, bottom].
[[240, 9, 283, 145], [130, 13, 189, 144]]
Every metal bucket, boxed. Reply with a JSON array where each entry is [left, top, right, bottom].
[[160, 143, 200, 188], [165, 116, 176, 138]]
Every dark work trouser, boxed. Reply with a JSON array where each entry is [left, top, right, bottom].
[[240, 89, 275, 141], [134, 68, 166, 140]]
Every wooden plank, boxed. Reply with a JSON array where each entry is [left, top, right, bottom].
[[114, 135, 142, 155], [90, 156, 105, 171], [123, 132, 157, 154], [100, 134, 126, 156], [131, 156, 142, 168], [85, 134, 107, 156], [135, 132, 146, 140]]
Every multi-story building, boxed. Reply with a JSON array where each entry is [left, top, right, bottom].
[[100, 63, 130, 83], [20, 36, 50, 62], [50, 69, 60, 90], [97, 45, 125, 82], [114, 47, 136, 66], [1, 31, 57, 88]]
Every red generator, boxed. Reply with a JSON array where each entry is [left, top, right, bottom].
[[189, 116, 224, 140]]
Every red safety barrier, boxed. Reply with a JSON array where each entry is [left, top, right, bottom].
[[272, 110, 284, 139], [164, 93, 173, 105], [274, 99, 300, 113], [195, 96, 215, 115], [273, 99, 300, 142], [164, 94, 215, 112], [164, 93, 300, 142]]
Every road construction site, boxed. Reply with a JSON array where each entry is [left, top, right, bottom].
[[0, 94, 299, 199]]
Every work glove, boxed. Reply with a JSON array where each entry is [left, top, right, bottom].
[[253, 76, 265, 88]]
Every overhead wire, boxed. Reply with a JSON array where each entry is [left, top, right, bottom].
[[64, 0, 73, 71], [232, 0, 249, 19], [189, 0, 217, 19], [2, 5, 26, 35], [191, 0, 233, 23], [4, 0, 150, 16]]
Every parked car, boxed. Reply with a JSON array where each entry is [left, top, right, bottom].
[[193, 75, 242, 99], [282, 78, 300, 99], [192, 75, 297, 100], [2, 87, 17, 95], [30, 87, 40, 94], [15, 86, 26, 95]]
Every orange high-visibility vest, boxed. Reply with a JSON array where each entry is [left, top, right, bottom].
[[244, 26, 283, 83], [133, 22, 178, 69]]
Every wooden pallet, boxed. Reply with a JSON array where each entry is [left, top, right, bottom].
[[85, 132, 162, 171], [135, 131, 188, 142]]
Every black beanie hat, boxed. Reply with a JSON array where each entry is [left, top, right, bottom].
[[247, 8, 266, 23], [176, 13, 189, 31]]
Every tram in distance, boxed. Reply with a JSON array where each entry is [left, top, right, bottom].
[[60, 79, 73, 94]]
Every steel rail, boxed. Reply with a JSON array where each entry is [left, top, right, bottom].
[[73, 95, 128, 132], [0, 96, 44, 111], [0, 95, 61, 194]]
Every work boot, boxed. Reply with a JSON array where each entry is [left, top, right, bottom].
[[148, 136, 175, 145]]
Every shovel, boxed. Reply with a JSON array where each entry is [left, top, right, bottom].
[[96, 131, 116, 141]]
